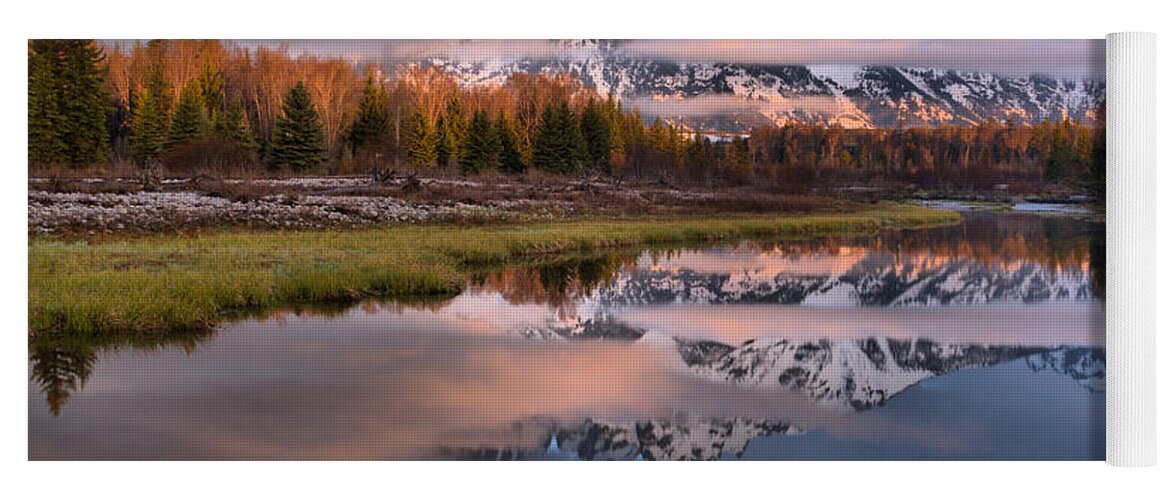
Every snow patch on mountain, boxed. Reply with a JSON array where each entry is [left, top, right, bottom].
[[677, 337, 1051, 410], [422, 41, 1104, 131]]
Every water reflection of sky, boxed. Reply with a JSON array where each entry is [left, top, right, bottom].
[[28, 214, 1106, 460], [741, 359, 1105, 460]]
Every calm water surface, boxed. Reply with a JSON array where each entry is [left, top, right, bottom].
[[29, 213, 1106, 460]]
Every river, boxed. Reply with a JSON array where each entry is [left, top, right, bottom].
[[29, 212, 1106, 460]]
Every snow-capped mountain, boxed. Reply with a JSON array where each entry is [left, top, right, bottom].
[[677, 337, 1052, 410], [519, 316, 645, 341], [439, 342, 1103, 460], [551, 418, 801, 461], [423, 39, 1105, 131], [551, 343, 1103, 460], [590, 253, 1093, 310], [1027, 347, 1106, 393], [513, 243, 1095, 341], [439, 418, 800, 461]]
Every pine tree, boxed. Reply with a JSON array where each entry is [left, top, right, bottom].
[[727, 136, 750, 170], [1089, 115, 1106, 198], [268, 81, 326, 172], [144, 62, 174, 121], [649, 117, 670, 149], [166, 81, 208, 149], [531, 105, 559, 172], [207, 104, 259, 170], [28, 46, 66, 166], [603, 93, 625, 155], [193, 58, 224, 122], [437, 92, 466, 167], [214, 105, 257, 151], [349, 76, 390, 154], [196, 103, 260, 169], [683, 133, 708, 182], [59, 40, 112, 167], [404, 108, 436, 169], [27, 40, 111, 168], [129, 86, 169, 165], [495, 112, 525, 173], [459, 110, 500, 175], [1045, 119, 1075, 182], [532, 101, 584, 175], [128, 60, 175, 166], [579, 98, 612, 175], [434, 114, 451, 167]]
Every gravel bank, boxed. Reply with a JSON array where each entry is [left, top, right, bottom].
[[28, 189, 555, 234]]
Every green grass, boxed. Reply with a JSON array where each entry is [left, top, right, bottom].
[[29, 203, 959, 337]]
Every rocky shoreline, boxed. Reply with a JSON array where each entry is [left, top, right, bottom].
[[28, 190, 534, 234], [27, 175, 851, 236], [27, 176, 576, 235]]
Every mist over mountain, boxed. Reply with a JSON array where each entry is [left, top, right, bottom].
[[425, 39, 1105, 132]]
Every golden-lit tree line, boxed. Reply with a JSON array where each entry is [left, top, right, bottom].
[[745, 116, 1105, 192], [30, 40, 1104, 195]]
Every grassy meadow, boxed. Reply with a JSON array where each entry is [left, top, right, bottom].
[[29, 203, 960, 337]]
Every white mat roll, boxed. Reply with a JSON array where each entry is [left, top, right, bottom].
[[1106, 31, 1156, 467]]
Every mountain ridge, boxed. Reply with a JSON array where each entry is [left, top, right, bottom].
[[422, 40, 1105, 132]]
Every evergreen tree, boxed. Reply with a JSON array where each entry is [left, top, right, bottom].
[[144, 62, 174, 121], [58, 40, 112, 167], [531, 101, 584, 174], [682, 135, 710, 185], [459, 109, 500, 175], [1045, 119, 1075, 182], [579, 98, 612, 174], [28, 46, 66, 166], [649, 117, 671, 149], [166, 81, 208, 149], [1089, 122, 1106, 198], [404, 108, 437, 169], [603, 93, 625, 155], [27, 40, 111, 167], [495, 112, 525, 173], [531, 105, 559, 172], [214, 105, 257, 150], [193, 58, 224, 121], [129, 86, 169, 165], [268, 81, 326, 172], [220, 107, 258, 146], [128, 61, 175, 166], [440, 90, 466, 167], [434, 114, 451, 167], [727, 136, 750, 169], [195, 103, 260, 169], [349, 76, 390, 154]]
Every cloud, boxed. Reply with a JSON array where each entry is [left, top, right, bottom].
[[624, 94, 852, 118]]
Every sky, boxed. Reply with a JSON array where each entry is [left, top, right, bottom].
[[227, 39, 1106, 80]]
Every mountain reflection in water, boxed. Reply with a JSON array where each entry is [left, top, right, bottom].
[[29, 213, 1105, 460]]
